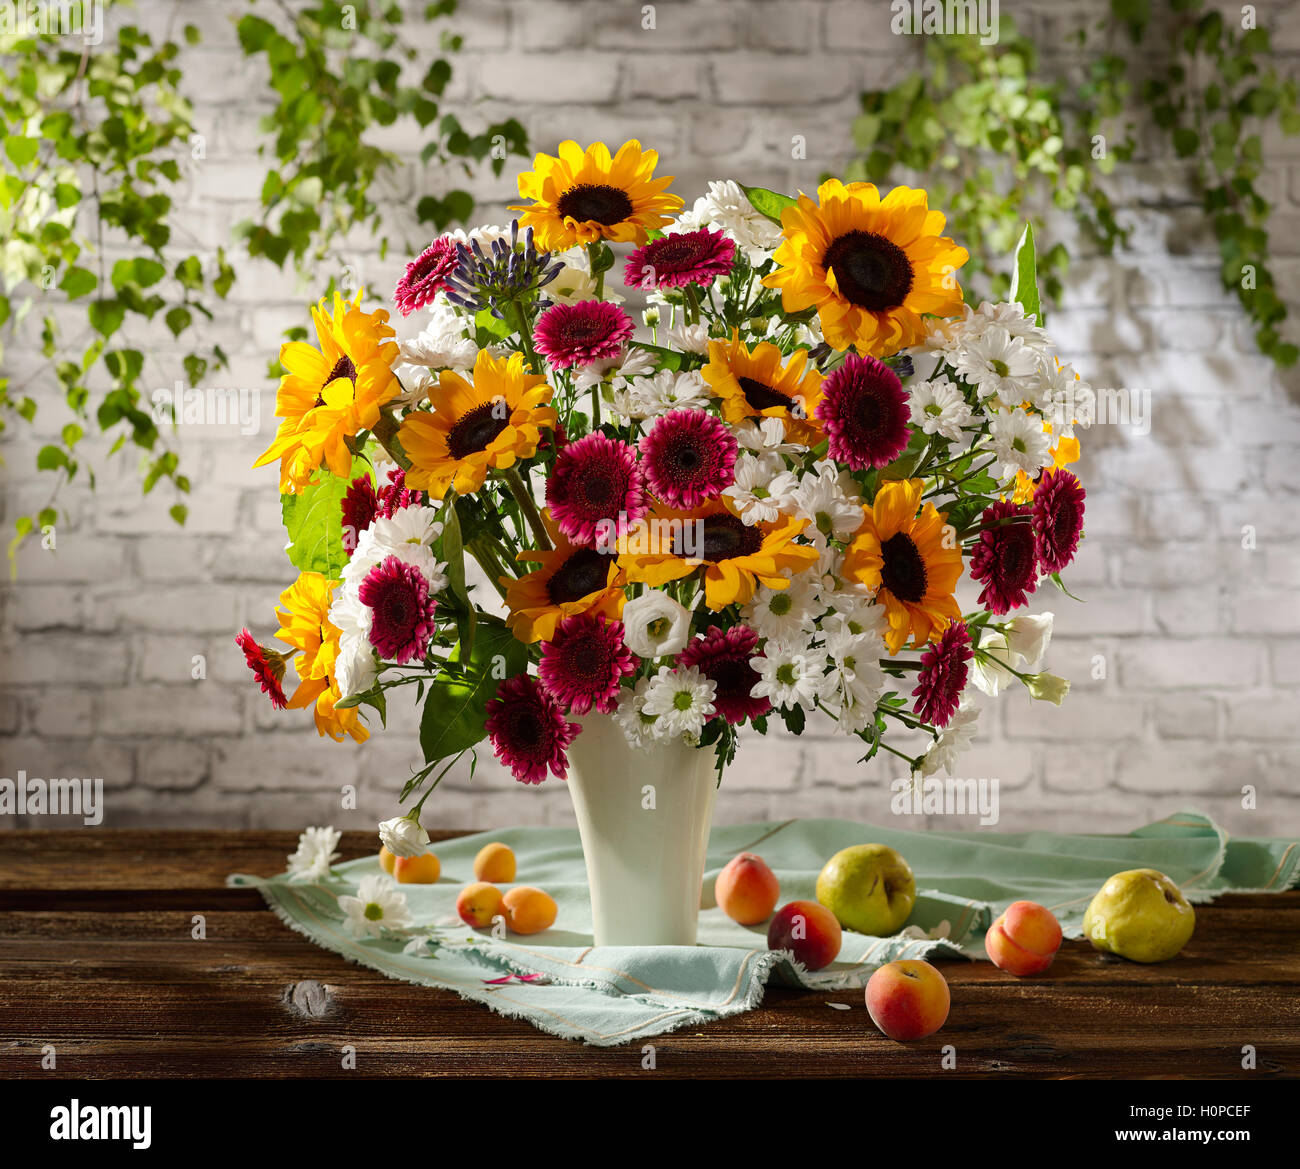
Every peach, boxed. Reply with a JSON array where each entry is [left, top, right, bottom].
[[865, 960, 950, 1041], [473, 841, 517, 884], [378, 845, 397, 875], [457, 881, 505, 929], [986, 900, 1063, 977], [766, 900, 842, 971], [392, 852, 441, 884], [715, 852, 780, 925], [502, 886, 557, 935]]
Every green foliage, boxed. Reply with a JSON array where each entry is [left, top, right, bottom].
[[848, 1, 1300, 365], [418, 623, 527, 764], [281, 457, 371, 578]]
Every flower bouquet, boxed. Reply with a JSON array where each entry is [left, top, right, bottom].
[[238, 140, 1089, 944]]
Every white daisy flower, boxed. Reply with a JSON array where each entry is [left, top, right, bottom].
[[909, 374, 976, 441], [339, 874, 414, 939], [664, 322, 713, 355], [784, 459, 865, 542], [286, 826, 342, 884], [613, 676, 659, 751], [671, 179, 782, 264], [954, 325, 1040, 406], [823, 626, 886, 715], [1032, 358, 1093, 438], [734, 415, 802, 456], [641, 665, 717, 741], [917, 701, 980, 779], [627, 369, 712, 417], [963, 301, 1052, 350], [334, 627, 379, 699], [751, 645, 829, 711], [743, 576, 822, 645], [344, 506, 447, 592], [988, 408, 1053, 481], [724, 452, 792, 526], [823, 593, 889, 639]]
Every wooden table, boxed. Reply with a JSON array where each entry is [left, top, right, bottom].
[[2, 830, 1297, 1080]]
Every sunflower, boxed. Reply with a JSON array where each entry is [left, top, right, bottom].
[[618, 498, 819, 611], [510, 140, 683, 252], [254, 291, 400, 492], [841, 479, 963, 655], [505, 513, 627, 644], [762, 179, 968, 356], [398, 349, 557, 500], [702, 333, 824, 446]]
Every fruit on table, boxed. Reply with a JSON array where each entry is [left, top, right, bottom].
[[393, 852, 441, 884], [865, 960, 951, 1041], [457, 881, 506, 928], [474, 842, 517, 884], [715, 852, 780, 925], [503, 886, 558, 935], [379, 846, 397, 875], [816, 844, 916, 935], [767, 900, 842, 971], [986, 900, 1063, 976], [1083, 868, 1196, 963]]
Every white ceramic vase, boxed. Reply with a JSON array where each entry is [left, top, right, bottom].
[[565, 712, 718, 946]]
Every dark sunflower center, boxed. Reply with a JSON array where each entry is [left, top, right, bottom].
[[880, 531, 928, 603], [822, 230, 914, 312], [317, 354, 358, 406], [680, 513, 764, 562], [546, 548, 610, 605], [557, 183, 634, 226], [446, 402, 510, 460], [739, 376, 793, 412]]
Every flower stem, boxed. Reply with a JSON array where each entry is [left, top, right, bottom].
[[502, 466, 551, 550], [371, 408, 412, 471]]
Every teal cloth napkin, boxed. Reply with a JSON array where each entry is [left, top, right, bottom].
[[229, 811, 1299, 1046]]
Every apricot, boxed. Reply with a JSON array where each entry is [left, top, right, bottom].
[[865, 960, 950, 1041], [392, 852, 441, 884], [457, 881, 505, 929], [986, 900, 1063, 977], [502, 886, 557, 935], [766, 900, 842, 971], [378, 845, 397, 875], [715, 852, 780, 925], [473, 841, 517, 884]]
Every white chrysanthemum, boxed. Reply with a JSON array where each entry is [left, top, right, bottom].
[[664, 322, 713, 355], [734, 415, 802, 456], [542, 245, 626, 305], [724, 452, 792, 526], [988, 408, 1053, 481], [671, 179, 782, 263], [909, 374, 976, 441], [743, 575, 822, 646], [339, 874, 414, 939], [391, 363, 438, 409], [823, 625, 886, 712], [641, 665, 717, 741], [333, 625, 378, 698], [751, 645, 828, 711], [954, 325, 1040, 406], [784, 459, 865, 542], [1032, 358, 1093, 438], [399, 299, 477, 372], [613, 676, 659, 751], [625, 369, 713, 418], [917, 701, 980, 779], [824, 593, 887, 637], [575, 345, 656, 409], [286, 825, 341, 884], [343, 506, 447, 592], [965, 301, 1052, 350]]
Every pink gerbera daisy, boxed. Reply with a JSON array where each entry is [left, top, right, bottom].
[[393, 236, 460, 316], [235, 628, 288, 710], [358, 556, 437, 664], [546, 432, 647, 547], [538, 614, 637, 715], [639, 409, 738, 509], [623, 228, 736, 291], [1032, 468, 1086, 574], [341, 475, 379, 553], [815, 353, 911, 471], [969, 500, 1038, 615], [676, 624, 769, 725], [485, 673, 580, 785], [376, 466, 421, 518], [533, 301, 634, 369], [911, 620, 972, 728]]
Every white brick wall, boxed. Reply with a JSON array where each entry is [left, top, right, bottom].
[[2, 0, 1299, 837]]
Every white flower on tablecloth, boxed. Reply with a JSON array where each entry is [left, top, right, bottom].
[[340, 874, 414, 939], [287, 825, 341, 884]]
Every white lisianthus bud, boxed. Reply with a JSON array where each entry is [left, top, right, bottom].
[[378, 816, 430, 858], [621, 591, 692, 659], [1004, 612, 1054, 668], [971, 632, 1018, 698], [1025, 672, 1070, 705]]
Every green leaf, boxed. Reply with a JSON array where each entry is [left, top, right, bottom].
[[1009, 221, 1042, 327], [59, 267, 97, 299], [418, 625, 527, 764], [282, 458, 370, 579], [740, 183, 797, 225], [4, 136, 38, 167]]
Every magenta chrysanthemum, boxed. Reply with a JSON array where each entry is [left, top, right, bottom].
[[969, 500, 1038, 615], [546, 432, 647, 547], [358, 555, 437, 664], [815, 353, 911, 471], [485, 673, 580, 785], [623, 228, 736, 291], [911, 620, 972, 728], [1032, 468, 1086, 574], [393, 236, 460, 317], [676, 624, 769, 725], [376, 466, 420, 518], [532, 301, 634, 369], [538, 614, 637, 715], [639, 409, 738, 509], [341, 475, 379, 553], [235, 628, 288, 710]]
